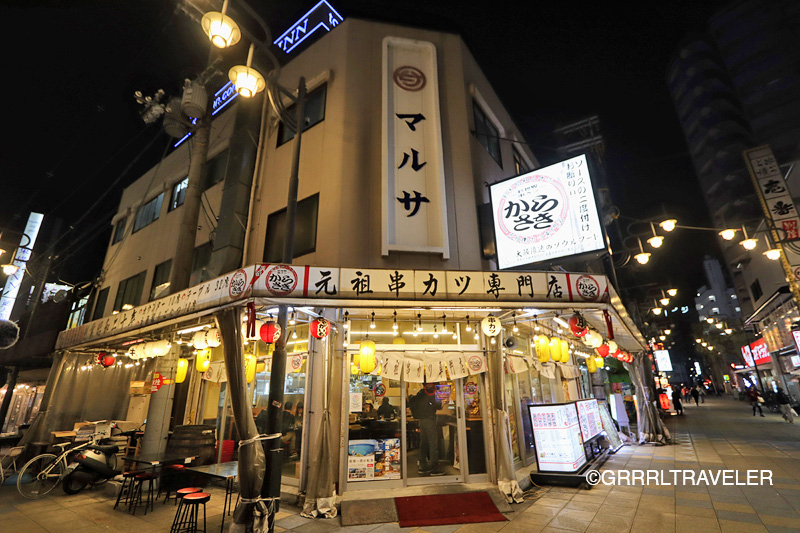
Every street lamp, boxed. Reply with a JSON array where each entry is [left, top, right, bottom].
[[667, 288, 677, 297], [739, 225, 758, 250], [200, 0, 241, 48], [228, 44, 266, 97], [719, 228, 737, 240], [634, 238, 651, 265], [647, 222, 664, 248], [659, 218, 677, 232]]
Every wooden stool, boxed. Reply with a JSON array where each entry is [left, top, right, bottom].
[[113, 470, 143, 510], [171, 491, 210, 533]]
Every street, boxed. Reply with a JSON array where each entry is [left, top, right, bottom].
[[2, 396, 800, 532]]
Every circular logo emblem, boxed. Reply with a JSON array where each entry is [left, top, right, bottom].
[[794, 266, 800, 280], [290, 355, 303, 372], [229, 269, 248, 299], [151, 372, 163, 393], [495, 174, 570, 244], [265, 265, 298, 296], [575, 275, 600, 302], [393, 66, 426, 91], [464, 381, 477, 395], [467, 355, 484, 372], [374, 383, 386, 397]]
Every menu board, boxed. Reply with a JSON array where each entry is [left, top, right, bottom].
[[576, 399, 603, 441], [347, 438, 401, 482], [528, 403, 587, 473]]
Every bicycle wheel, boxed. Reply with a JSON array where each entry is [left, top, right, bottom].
[[17, 454, 63, 499]]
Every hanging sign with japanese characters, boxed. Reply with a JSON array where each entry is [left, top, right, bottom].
[[382, 37, 450, 258], [490, 154, 606, 269]]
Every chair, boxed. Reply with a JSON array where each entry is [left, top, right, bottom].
[[170, 487, 203, 531], [129, 472, 158, 515], [0, 446, 24, 482], [171, 491, 210, 533]]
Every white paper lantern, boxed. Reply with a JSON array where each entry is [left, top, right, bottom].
[[152, 339, 171, 356], [193, 330, 208, 349], [606, 340, 618, 355], [205, 328, 222, 348], [481, 315, 502, 337]]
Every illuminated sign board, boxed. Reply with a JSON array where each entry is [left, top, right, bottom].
[[741, 344, 754, 367], [654, 350, 673, 372], [174, 82, 238, 148], [489, 154, 605, 269], [576, 399, 603, 441], [273, 0, 343, 54], [528, 403, 586, 473], [694, 361, 702, 375], [0, 213, 44, 320]]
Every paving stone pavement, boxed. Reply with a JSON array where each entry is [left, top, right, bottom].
[[2, 396, 800, 532]]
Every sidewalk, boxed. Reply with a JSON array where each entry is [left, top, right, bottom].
[[2, 396, 800, 532]]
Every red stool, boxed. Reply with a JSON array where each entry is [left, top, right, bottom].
[[114, 470, 143, 510], [129, 472, 157, 515], [171, 491, 210, 533], [170, 487, 202, 532]]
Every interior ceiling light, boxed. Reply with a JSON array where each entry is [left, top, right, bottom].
[[659, 219, 677, 232]]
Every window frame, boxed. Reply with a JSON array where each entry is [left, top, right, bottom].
[[112, 216, 127, 244], [132, 193, 164, 233], [277, 84, 328, 147], [263, 193, 320, 262], [473, 99, 503, 168], [113, 271, 147, 312], [169, 177, 189, 211], [149, 259, 172, 301]]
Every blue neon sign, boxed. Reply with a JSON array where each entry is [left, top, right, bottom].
[[273, 0, 343, 54]]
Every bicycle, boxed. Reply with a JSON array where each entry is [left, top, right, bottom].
[[16, 433, 111, 499]]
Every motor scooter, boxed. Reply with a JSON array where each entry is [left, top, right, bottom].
[[62, 425, 139, 494]]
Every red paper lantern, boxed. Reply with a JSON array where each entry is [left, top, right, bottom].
[[595, 343, 610, 357], [100, 353, 115, 367], [259, 321, 282, 344], [310, 318, 331, 339], [568, 314, 589, 337], [96, 352, 107, 365]]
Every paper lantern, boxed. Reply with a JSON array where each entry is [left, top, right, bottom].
[[256, 362, 266, 373], [196, 349, 211, 372], [128, 344, 142, 360], [100, 353, 115, 368], [535, 335, 550, 363], [245, 354, 256, 383], [560, 339, 570, 364], [393, 337, 406, 345], [309, 318, 331, 339], [193, 331, 208, 349], [176, 358, 189, 383], [96, 352, 107, 366], [595, 343, 610, 357], [587, 356, 597, 373], [548, 337, 560, 362], [151, 339, 171, 356], [205, 328, 221, 347], [481, 315, 501, 337], [359, 340, 376, 374], [259, 321, 281, 344], [568, 314, 588, 337], [594, 356, 604, 368], [584, 330, 603, 348], [242, 320, 264, 341], [607, 340, 618, 355], [350, 364, 359, 375]]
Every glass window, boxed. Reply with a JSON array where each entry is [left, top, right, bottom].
[[132, 193, 164, 233], [150, 259, 172, 301], [203, 151, 228, 191], [277, 84, 327, 147], [169, 177, 188, 211], [113, 271, 146, 312], [263, 194, 319, 262], [66, 296, 89, 329], [91, 288, 109, 321], [513, 148, 528, 175], [112, 216, 127, 244], [473, 100, 502, 167], [189, 243, 212, 286]]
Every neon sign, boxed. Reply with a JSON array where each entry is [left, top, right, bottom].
[[273, 1, 343, 54], [174, 82, 238, 148]]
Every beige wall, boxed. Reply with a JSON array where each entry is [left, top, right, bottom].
[[244, 18, 538, 271]]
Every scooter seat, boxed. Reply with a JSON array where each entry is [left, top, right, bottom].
[[88, 444, 119, 455]]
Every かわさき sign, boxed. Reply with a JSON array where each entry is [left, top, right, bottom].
[[489, 154, 605, 269]]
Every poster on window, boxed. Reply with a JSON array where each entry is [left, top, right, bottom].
[[490, 154, 606, 269], [347, 439, 401, 482], [575, 399, 603, 441], [528, 403, 586, 473]]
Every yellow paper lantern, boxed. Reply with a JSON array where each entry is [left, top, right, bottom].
[[359, 340, 376, 374], [594, 356, 604, 368], [393, 337, 406, 345], [560, 339, 570, 364], [535, 335, 550, 363], [256, 362, 266, 373], [176, 358, 189, 384], [196, 349, 211, 372], [549, 337, 560, 361], [245, 354, 256, 383], [587, 356, 597, 373], [350, 363, 359, 375]]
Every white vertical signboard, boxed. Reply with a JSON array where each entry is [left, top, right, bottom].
[[382, 37, 449, 258], [0, 212, 44, 320]]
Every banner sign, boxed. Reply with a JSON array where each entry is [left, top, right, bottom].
[[654, 349, 673, 372], [57, 265, 609, 350], [490, 154, 605, 269], [741, 338, 771, 367], [382, 37, 449, 258]]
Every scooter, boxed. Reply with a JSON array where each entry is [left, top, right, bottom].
[[62, 426, 139, 494]]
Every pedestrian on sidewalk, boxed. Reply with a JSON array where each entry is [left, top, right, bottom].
[[691, 387, 700, 406], [776, 387, 794, 423], [746, 387, 765, 417], [699, 386, 706, 403], [673, 387, 684, 415]]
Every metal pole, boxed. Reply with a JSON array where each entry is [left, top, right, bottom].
[[262, 78, 306, 522]]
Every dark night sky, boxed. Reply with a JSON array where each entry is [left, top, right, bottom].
[[1, 0, 732, 304]]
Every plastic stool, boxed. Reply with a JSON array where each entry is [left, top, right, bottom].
[[113, 470, 143, 510], [129, 472, 157, 516], [171, 491, 210, 533]]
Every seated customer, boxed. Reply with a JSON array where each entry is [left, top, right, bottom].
[[377, 397, 396, 419]]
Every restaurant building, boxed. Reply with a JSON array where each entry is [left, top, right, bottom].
[[42, 17, 645, 503]]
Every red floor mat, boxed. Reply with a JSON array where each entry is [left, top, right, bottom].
[[394, 491, 508, 527]]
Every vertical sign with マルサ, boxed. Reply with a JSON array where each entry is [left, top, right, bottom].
[[382, 36, 449, 258]]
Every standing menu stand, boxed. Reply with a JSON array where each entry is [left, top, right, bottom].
[[528, 400, 611, 489]]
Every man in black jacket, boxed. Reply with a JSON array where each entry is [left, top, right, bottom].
[[411, 384, 443, 476]]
